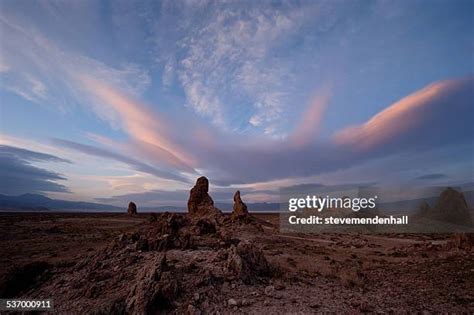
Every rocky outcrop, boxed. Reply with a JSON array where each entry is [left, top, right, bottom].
[[126, 254, 179, 313], [128, 202, 137, 215], [187, 177, 221, 217], [228, 191, 263, 232], [435, 188, 471, 224], [231, 191, 249, 219], [147, 213, 193, 251], [225, 240, 272, 284], [195, 218, 217, 235], [418, 187, 472, 227]]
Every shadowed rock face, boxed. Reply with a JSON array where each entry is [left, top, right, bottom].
[[187, 177, 220, 217], [128, 202, 137, 215], [232, 191, 249, 219]]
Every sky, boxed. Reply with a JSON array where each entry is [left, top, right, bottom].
[[0, 0, 473, 207]]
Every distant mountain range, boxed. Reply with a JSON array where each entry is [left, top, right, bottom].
[[2, 189, 473, 213], [1, 191, 472, 213], [0, 193, 122, 211], [0, 193, 280, 212]]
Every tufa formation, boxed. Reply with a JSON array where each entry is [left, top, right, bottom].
[[187, 176, 221, 217], [231, 190, 249, 219], [418, 187, 472, 227], [128, 202, 137, 215]]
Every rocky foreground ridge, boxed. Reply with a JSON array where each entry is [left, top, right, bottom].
[[6, 177, 272, 314]]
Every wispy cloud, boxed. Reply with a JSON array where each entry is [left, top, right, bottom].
[[193, 77, 474, 185], [0, 12, 150, 120], [78, 76, 197, 173], [79, 76, 474, 187], [288, 84, 332, 147], [150, 1, 327, 134], [415, 173, 448, 181], [52, 139, 189, 183], [96, 185, 270, 207], [1, 1, 472, 204]]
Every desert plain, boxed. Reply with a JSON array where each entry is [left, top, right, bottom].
[[0, 178, 473, 314]]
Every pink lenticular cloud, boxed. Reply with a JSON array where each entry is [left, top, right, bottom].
[[64, 75, 472, 186], [79, 76, 197, 172], [333, 78, 473, 152], [288, 84, 332, 148]]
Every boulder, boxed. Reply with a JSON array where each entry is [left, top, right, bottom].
[[128, 202, 137, 215]]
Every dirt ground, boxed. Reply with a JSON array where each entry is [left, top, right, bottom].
[[0, 212, 472, 314]]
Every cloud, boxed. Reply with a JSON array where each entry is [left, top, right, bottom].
[[51, 138, 190, 183], [0, 12, 150, 120], [95, 181, 377, 207], [95, 183, 278, 207], [96, 187, 237, 207], [74, 76, 473, 188], [196, 77, 474, 185], [288, 85, 332, 147], [333, 78, 474, 153], [0, 145, 70, 195], [96, 189, 189, 206], [0, 145, 71, 164], [78, 77, 197, 173], [9, 53, 464, 189], [149, 1, 330, 135], [2, 3, 472, 193], [0, 11, 214, 185], [415, 173, 448, 181]]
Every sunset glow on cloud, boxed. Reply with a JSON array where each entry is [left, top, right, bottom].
[[79, 76, 197, 172], [333, 78, 473, 151]]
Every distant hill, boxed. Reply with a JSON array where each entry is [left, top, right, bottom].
[[3, 191, 470, 214], [0, 193, 121, 212], [0, 194, 280, 212]]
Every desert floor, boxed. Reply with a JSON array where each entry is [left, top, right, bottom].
[[0, 212, 472, 314]]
